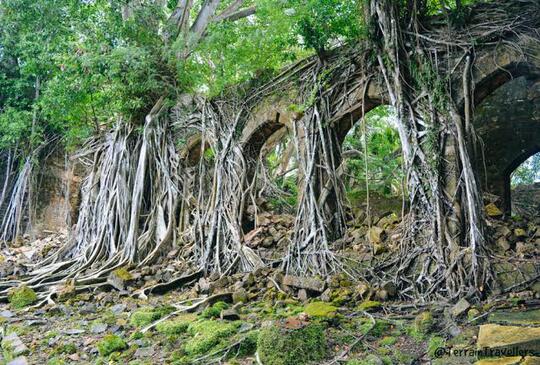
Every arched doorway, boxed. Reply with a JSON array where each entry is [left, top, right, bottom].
[[511, 152, 540, 218], [473, 75, 540, 214]]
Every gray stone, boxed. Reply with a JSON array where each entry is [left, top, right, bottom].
[[477, 324, 540, 353], [134, 346, 155, 358], [220, 309, 240, 321], [7, 357, 28, 365], [0, 310, 14, 319], [451, 298, 470, 318], [282, 275, 325, 292], [91, 323, 108, 334], [232, 289, 248, 304], [2, 333, 28, 357], [297, 289, 308, 302], [110, 304, 126, 315]]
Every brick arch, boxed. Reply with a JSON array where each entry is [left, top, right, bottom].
[[472, 50, 540, 213]]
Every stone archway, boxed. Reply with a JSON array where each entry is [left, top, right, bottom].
[[474, 75, 540, 213]]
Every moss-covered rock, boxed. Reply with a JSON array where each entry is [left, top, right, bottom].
[[8, 285, 37, 309], [130, 310, 161, 327], [183, 320, 239, 355], [200, 301, 230, 319], [414, 311, 434, 334], [304, 302, 337, 319], [130, 306, 176, 327], [155, 314, 196, 335], [96, 334, 128, 357], [257, 323, 327, 365], [356, 300, 382, 312]]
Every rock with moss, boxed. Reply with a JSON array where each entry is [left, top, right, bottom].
[[155, 314, 196, 335], [96, 334, 128, 357], [200, 301, 230, 319], [108, 267, 134, 291], [304, 302, 338, 319], [257, 323, 327, 365], [356, 300, 382, 312], [130, 306, 175, 327], [130, 310, 161, 327], [414, 311, 434, 334], [8, 285, 37, 309], [183, 320, 239, 355]]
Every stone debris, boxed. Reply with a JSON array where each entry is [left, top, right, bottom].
[[477, 324, 540, 353], [1, 333, 28, 357]]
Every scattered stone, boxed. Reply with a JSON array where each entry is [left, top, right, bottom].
[[496, 236, 511, 252], [7, 357, 28, 365], [91, 323, 108, 334], [220, 309, 240, 321], [62, 328, 86, 335], [451, 298, 471, 318], [110, 303, 127, 315], [475, 357, 522, 365], [367, 226, 385, 245], [2, 333, 29, 357], [232, 289, 248, 304], [486, 203, 503, 218], [107, 267, 135, 291], [477, 324, 540, 353], [488, 309, 540, 325], [282, 275, 325, 292], [414, 311, 434, 334], [0, 310, 14, 319], [297, 289, 308, 302], [134, 346, 155, 358]]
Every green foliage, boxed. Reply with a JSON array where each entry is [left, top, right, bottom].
[[96, 334, 128, 357], [183, 320, 239, 355], [200, 301, 230, 319], [291, 0, 363, 54], [155, 314, 196, 335], [512, 153, 540, 187], [8, 285, 37, 309], [427, 336, 446, 358], [343, 106, 403, 199], [257, 323, 327, 365], [130, 306, 175, 327]]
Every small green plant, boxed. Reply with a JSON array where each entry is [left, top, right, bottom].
[[200, 301, 229, 319], [427, 336, 446, 358], [183, 320, 239, 355], [8, 285, 37, 309], [96, 334, 128, 357]]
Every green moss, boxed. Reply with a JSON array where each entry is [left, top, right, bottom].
[[427, 336, 446, 358], [53, 342, 77, 355], [200, 301, 229, 319], [379, 336, 397, 346], [130, 310, 160, 327], [96, 334, 128, 357], [183, 320, 239, 355], [304, 302, 338, 319], [113, 267, 133, 280], [130, 306, 175, 327], [156, 315, 195, 335], [414, 311, 434, 334], [257, 323, 327, 365], [8, 285, 38, 309], [362, 319, 391, 337], [356, 300, 382, 312]]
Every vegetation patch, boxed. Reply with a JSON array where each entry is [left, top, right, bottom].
[[257, 323, 327, 365], [96, 334, 128, 357], [304, 302, 338, 318], [8, 285, 38, 309], [155, 314, 196, 335], [183, 319, 239, 356]]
